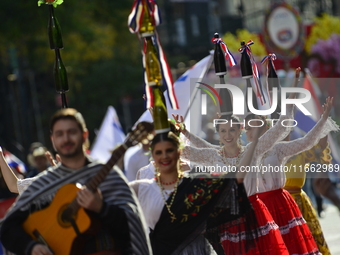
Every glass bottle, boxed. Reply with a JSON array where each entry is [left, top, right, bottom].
[[240, 41, 253, 79], [144, 37, 162, 86], [213, 33, 227, 77], [139, 0, 155, 38], [152, 86, 170, 134], [54, 50, 69, 92], [48, 4, 63, 49]]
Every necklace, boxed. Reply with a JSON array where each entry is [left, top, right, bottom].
[[156, 172, 183, 222], [159, 178, 178, 185], [219, 146, 244, 166], [154, 177, 178, 185]]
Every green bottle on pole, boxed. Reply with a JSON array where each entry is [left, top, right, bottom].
[[54, 49, 69, 92], [152, 86, 170, 134], [48, 4, 63, 49], [145, 37, 162, 86]]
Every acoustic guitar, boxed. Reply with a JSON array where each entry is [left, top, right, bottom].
[[22, 122, 154, 254]]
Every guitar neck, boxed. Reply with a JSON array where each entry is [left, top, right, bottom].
[[86, 144, 127, 192], [64, 144, 128, 217], [66, 121, 152, 213]]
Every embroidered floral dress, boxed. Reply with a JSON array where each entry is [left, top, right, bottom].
[[130, 173, 254, 255], [180, 107, 296, 255]]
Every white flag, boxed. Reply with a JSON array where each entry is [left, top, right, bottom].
[[90, 106, 126, 163], [134, 52, 213, 135]]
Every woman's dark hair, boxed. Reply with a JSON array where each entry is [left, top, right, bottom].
[[215, 115, 242, 132], [150, 132, 180, 151]]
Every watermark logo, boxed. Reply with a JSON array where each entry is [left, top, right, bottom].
[[196, 82, 222, 115], [201, 84, 312, 116]]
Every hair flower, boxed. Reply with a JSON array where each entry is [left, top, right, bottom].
[[38, 0, 64, 7]]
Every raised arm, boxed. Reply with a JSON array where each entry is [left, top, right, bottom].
[[0, 147, 19, 193], [277, 97, 339, 164], [287, 67, 301, 99], [181, 145, 219, 168], [247, 68, 301, 164]]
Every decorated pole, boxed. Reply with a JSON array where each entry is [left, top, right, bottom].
[[239, 40, 264, 113], [261, 53, 281, 119], [128, 0, 178, 134], [211, 33, 236, 117], [38, 0, 69, 108]]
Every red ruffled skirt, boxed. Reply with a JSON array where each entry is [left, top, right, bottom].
[[257, 189, 320, 255], [219, 195, 289, 255]]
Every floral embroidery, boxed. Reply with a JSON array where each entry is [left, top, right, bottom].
[[181, 177, 224, 222]]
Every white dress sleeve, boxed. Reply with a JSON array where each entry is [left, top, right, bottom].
[[182, 129, 220, 150], [275, 117, 339, 165], [181, 146, 220, 167], [17, 177, 37, 195], [248, 104, 295, 166]]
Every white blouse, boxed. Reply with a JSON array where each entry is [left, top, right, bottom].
[[133, 179, 172, 230], [17, 177, 36, 195], [181, 105, 295, 196], [250, 117, 339, 195], [137, 162, 156, 180]]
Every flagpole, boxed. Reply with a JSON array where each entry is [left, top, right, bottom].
[[183, 54, 214, 121]]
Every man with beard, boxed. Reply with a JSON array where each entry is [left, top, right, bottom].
[[0, 108, 151, 255]]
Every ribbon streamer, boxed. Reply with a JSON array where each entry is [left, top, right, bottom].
[[239, 40, 266, 105], [141, 34, 179, 110], [211, 37, 237, 67], [261, 53, 279, 105], [128, 0, 161, 34]]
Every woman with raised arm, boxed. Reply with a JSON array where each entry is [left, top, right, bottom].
[[0, 147, 58, 195], [244, 96, 338, 255], [129, 131, 258, 255], [169, 68, 304, 255]]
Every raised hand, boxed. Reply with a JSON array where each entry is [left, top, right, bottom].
[[322, 96, 333, 119], [172, 114, 186, 132], [288, 67, 301, 99], [294, 67, 301, 80], [45, 151, 61, 167]]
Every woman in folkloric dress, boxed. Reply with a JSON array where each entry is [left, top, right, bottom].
[[176, 111, 290, 255], [172, 68, 302, 255], [244, 96, 338, 255], [129, 131, 259, 255]]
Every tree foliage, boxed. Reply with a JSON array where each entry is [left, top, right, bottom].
[[0, 0, 148, 153]]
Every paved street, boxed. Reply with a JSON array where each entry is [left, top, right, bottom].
[[319, 203, 340, 255]]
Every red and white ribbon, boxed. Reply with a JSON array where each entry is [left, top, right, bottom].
[[239, 40, 266, 105], [128, 0, 161, 34], [141, 34, 179, 109], [211, 37, 237, 66], [261, 53, 278, 105]]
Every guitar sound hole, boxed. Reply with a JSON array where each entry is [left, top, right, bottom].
[[58, 204, 76, 228]]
